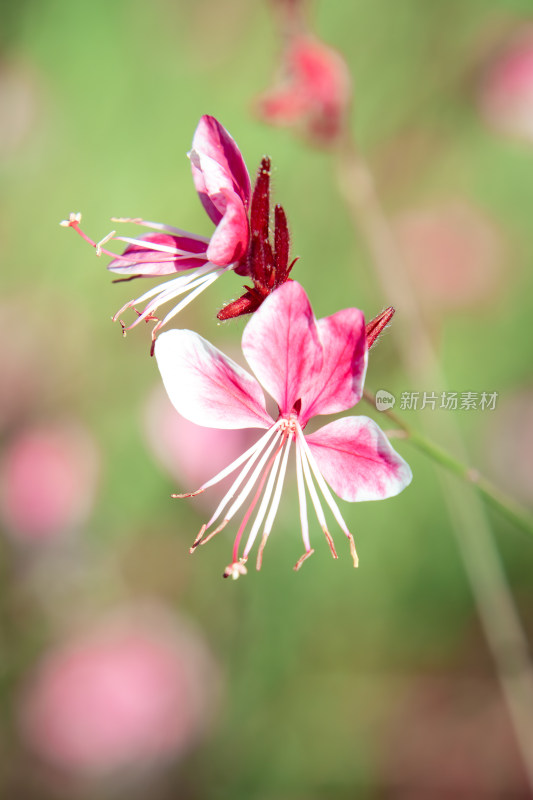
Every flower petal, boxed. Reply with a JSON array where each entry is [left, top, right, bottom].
[[242, 281, 323, 415], [206, 188, 249, 266], [301, 308, 367, 424], [108, 233, 208, 277], [190, 115, 251, 224], [306, 417, 412, 501], [154, 330, 272, 430]]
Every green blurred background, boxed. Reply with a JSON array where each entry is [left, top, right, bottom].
[[1, 1, 533, 797]]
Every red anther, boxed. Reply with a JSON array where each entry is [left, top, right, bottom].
[[217, 291, 261, 321], [365, 307, 395, 349], [249, 157, 271, 244], [274, 204, 290, 279]]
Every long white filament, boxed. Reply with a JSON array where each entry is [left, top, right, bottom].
[[204, 424, 283, 530], [157, 271, 223, 329], [114, 263, 217, 316], [190, 421, 358, 570], [262, 434, 292, 539], [243, 440, 287, 559], [295, 437, 311, 553], [298, 431, 352, 538]]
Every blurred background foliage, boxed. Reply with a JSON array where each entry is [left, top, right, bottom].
[[1, 1, 533, 798]]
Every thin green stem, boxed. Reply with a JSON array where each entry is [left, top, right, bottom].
[[363, 390, 533, 537]]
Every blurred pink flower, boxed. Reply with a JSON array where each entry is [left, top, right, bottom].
[[155, 281, 411, 578], [63, 115, 294, 351], [393, 203, 503, 310], [0, 421, 100, 543], [256, 31, 351, 145], [479, 26, 533, 142], [18, 606, 219, 777], [143, 384, 257, 509]]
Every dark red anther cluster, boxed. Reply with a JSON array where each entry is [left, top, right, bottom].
[[217, 157, 296, 320]]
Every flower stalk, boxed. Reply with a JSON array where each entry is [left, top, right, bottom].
[[363, 390, 533, 538]]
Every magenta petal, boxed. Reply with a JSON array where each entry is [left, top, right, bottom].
[[242, 282, 323, 415], [190, 116, 251, 224], [206, 188, 249, 265], [301, 308, 367, 424], [154, 330, 272, 430], [306, 417, 412, 501], [108, 233, 208, 277]]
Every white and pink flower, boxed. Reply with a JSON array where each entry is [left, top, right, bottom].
[[62, 115, 295, 352], [155, 281, 412, 579]]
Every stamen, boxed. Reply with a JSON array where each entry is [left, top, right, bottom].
[[299, 432, 358, 567], [298, 433, 338, 560], [175, 425, 280, 501], [112, 266, 220, 329], [293, 548, 315, 571], [210, 427, 284, 534], [155, 270, 223, 330], [189, 524, 207, 552], [223, 559, 248, 580], [242, 435, 289, 560], [232, 434, 287, 565], [96, 230, 116, 256], [295, 438, 311, 552], [256, 434, 293, 570], [60, 213, 120, 260]]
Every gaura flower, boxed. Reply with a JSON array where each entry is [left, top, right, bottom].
[[154, 281, 412, 579], [61, 116, 295, 353], [255, 3, 351, 146]]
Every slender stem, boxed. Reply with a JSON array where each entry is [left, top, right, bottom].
[[363, 390, 533, 537], [335, 131, 533, 787]]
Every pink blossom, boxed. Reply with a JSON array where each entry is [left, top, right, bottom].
[[393, 203, 503, 311], [479, 26, 533, 143], [155, 281, 411, 578], [0, 422, 100, 543], [255, 26, 351, 146], [18, 606, 219, 777], [143, 384, 258, 509], [62, 116, 294, 351]]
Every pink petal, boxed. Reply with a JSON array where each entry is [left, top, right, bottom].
[[190, 115, 251, 224], [206, 188, 249, 265], [301, 308, 367, 424], [306, 417, 412, 501], [242, 281, 323, 415], [154, 330, 272, 430], [108, 233, 208, 277]]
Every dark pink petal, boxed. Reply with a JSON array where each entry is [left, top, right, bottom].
[[190, 115, 251, 224], [154, 330, 272, 430], [306, 417, 412, 501], [301, 308, 367, 425], [206, 188, 249, 266], [108, 233, 208, 277], [242, 281, 323, 415]]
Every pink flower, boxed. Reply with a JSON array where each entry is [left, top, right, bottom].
[[393, 202, 503, 311], [479, 26, 533, 143], [154, 281, 411, 579], [0, 421, 100, 544], [62, 116, 294, 352], [18, 606, 219, 778], [255, 24, 351, 146]]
